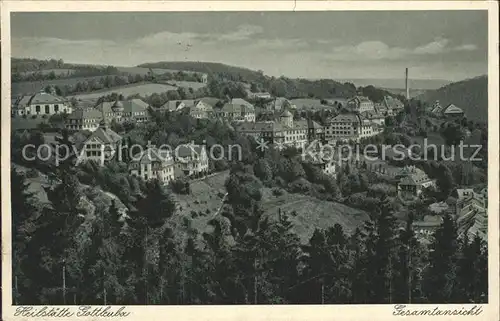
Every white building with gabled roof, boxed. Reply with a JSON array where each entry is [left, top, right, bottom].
[[12, 92, 72, 116], [129, 146, 175, 184]]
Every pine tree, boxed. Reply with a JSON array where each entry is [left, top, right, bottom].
[[361, 198, 398, 303], [392, 214, 424, 303], [11, 169, 39, 304], [456, 235, 488, 302], [424, 214, 459, 302]]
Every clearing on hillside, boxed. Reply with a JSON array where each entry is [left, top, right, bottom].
[[171, 170, 369, 243], [69, 83, 178, 100]]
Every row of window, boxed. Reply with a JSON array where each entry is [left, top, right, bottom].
[[86, 143, 103, 149], [285, 135, 306, 141], [86, 151, 102, 157]]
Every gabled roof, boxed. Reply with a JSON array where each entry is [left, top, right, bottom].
[[15, 92, 67, 108], [86, 124, 122, 145], [230, 98, 255, 111], [443, 104, 464, 114], [235, 121, 284, 133], [307, 119, 323, 130], [159, 100, 196, 112], [329, 113, 363, 124], [96, 99, 149, 114], [197, 97, 220, 108], [399, 168, 432, 186], [383, 96, 404, 109], [348, 96, 372, 104], [131, 147, 173, 165], [67, 108, 103, 120], [219, 103, 255, 114]]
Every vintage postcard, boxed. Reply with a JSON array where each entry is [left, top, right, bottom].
[[1, 1, 499, 320]]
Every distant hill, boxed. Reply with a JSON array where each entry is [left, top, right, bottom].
[[138, 61, 265, 82], [334, 78, 451, 90], [417, 75, 488, 122]]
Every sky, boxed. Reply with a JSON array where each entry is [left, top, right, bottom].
[[11, 11, 488, 81]]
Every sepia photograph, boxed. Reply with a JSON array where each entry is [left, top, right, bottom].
[[1, 2, 498, 320]]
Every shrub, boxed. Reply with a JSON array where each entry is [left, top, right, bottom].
[[272, 187, 284, 197], [31, 115, 37, 119], [170, 178, 190, 195], [26, 168, 39, 178], [289, 178, 311, 194]]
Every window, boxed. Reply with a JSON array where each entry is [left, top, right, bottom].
[[45, 105, 50, 114], [54, 105, 59, 112], [35, 105, 41, 113]]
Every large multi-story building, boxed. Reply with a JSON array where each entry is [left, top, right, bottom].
[[79, 118, 122, 165], [455, 188, 487, 241], [346, 96, 375, 113], [324, 113, 382, 143], [174, 144, 209, 177], [375, 95, 404, 116], [12, 92, 72, 116], [234, 110, 309, 149], [96, 99, 150, 123], [66, 108, 103, 131], [215, 98, 256, 122], [129, 146, 175, 185]]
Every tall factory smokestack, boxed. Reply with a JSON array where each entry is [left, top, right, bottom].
[[405, 68, 410, 100]]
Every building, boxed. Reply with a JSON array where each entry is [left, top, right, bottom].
[[234, 110, 308, 149], [346, 96, 375, 113], [79, 118, 122, 165], [188, 97, 219, 119], [431, 100, 444, 114], [375, 96, 404, 116], [266, 97, 296, 111], [66, 108, 103, 131], [201, 74, 208, 84], [397, 165, 435, 197], [361, 111, 386, 126], [455, 188, 487, 241], [159, 100, 196, 112], [248, 91, 272, 100], [215, 98, 256, 122], [95, 99, 150, 123], [324, 113, 381, 143], [174, 144, 209, 177], [129, 146, 175, 184], [428, 201, 450, 214], [456, 188, 487, 215], [306, 118, 325, 142], [442, 104, 465, 118], [412, 215, 443, 238], [12, 92, 72, 116]]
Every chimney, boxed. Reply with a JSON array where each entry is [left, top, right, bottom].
[[405, 68, 410, 100]]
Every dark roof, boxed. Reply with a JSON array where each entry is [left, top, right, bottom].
[[131, 147, 174, 165], [330, 113, 363, 124], [96, 99, 149, 114], [14, 92, 67, 108], [67, 108, 103, 120], [86, 124, 122, 144], [235, 121, 284, 132]]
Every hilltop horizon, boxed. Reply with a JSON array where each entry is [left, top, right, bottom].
[[12, 56, 486, 91]]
